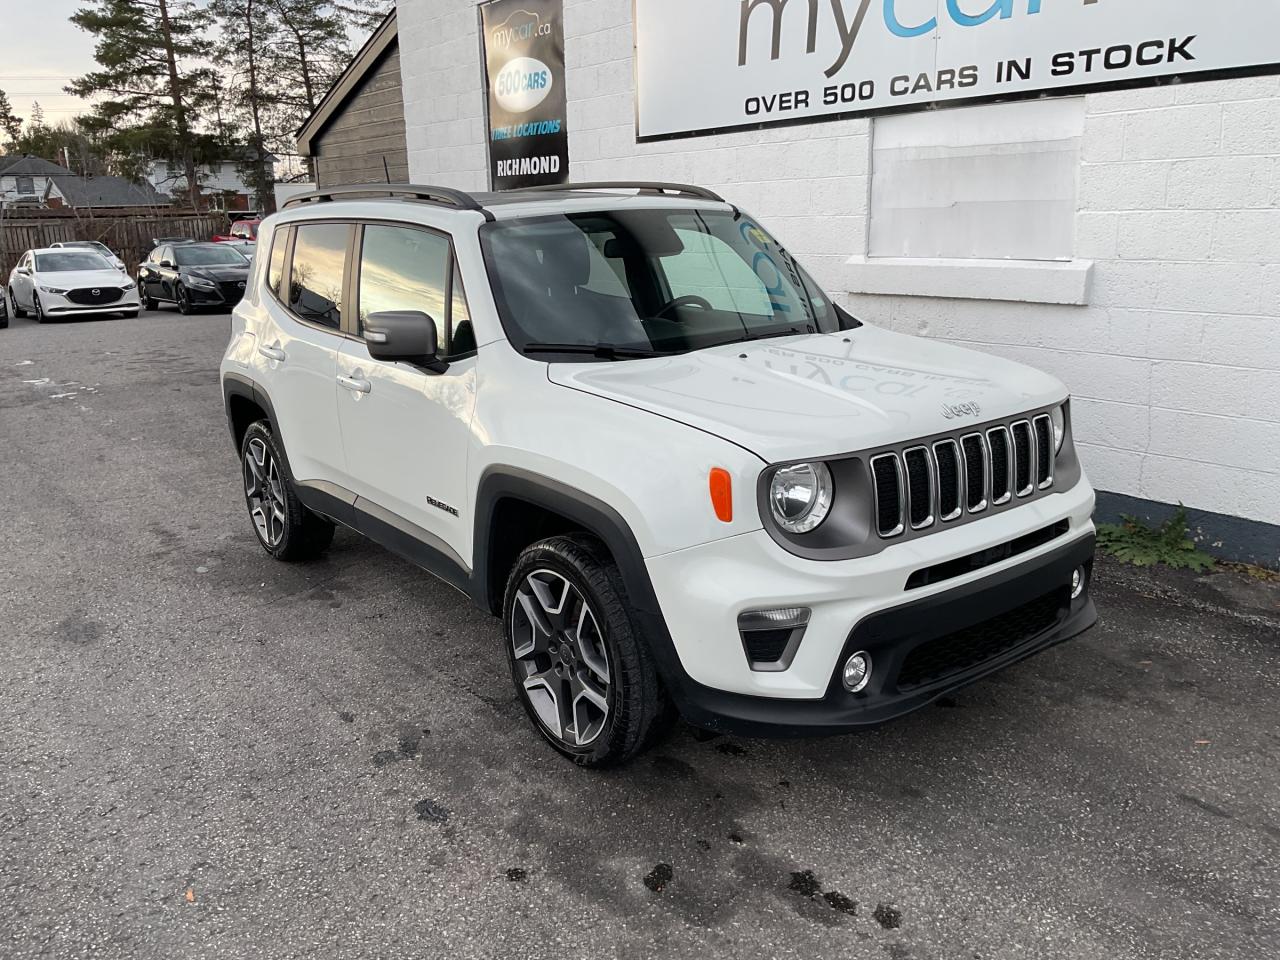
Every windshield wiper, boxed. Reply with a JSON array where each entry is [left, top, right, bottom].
[[522, 342, 674, 360]]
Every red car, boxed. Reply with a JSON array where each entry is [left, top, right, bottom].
[[212, 219, 260, 244]]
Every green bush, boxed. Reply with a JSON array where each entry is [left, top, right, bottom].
[[1096, 505, 1215, 571]]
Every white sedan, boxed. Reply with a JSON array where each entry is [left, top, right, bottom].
[[7, 248, 141, 323]]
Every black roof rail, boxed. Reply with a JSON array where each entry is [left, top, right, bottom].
[[282, 183, 495, 221], [514, 181, 726, 203]]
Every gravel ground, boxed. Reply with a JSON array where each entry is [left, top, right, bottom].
[[1, 308, 1277, 960]]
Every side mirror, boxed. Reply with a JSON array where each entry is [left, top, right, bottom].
[[364, 310, 447, 372], [160, 259, 174, 268], [16, 268, 29, 276]]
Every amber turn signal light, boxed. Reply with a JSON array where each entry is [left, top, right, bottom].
[[709, 467, 733, 522]]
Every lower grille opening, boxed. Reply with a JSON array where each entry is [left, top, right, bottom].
[[896, 588, 1067, 691], [904, 520, 1070, 590], [743, 628, 792, 664]]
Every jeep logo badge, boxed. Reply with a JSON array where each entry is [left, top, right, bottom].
[[941, 401, 981, 420]]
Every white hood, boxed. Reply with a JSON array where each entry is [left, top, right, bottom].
[[36, 269, 130, 289], [548, 325, 1067, 463]]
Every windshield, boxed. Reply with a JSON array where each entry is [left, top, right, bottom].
[[36, 252, 111, 272], [480, 209, 851, 357], [175, 246, 248, 267]]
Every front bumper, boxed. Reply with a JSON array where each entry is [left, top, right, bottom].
[[41, 290, 140, 315], [669, 533, 1096, 736], [185, 280, 246, 306]]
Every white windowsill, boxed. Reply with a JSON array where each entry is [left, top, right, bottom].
[[844, 256, 1094, 306]]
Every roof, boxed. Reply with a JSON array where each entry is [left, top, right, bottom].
[[48, 174, 172, 208], [297, 10, 398, 157], [0, 155, 69, 177]]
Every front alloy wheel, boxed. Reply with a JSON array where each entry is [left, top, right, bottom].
[[244, 436, 286, 548], [511, 569, 612, 747], [503, 535, 675, 766], [177, 285, 192, 315]]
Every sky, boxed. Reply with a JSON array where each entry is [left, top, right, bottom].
[[0, 1, 100, 125]]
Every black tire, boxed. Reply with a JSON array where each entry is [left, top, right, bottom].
[[10, 287, 27, 319], [138, 280, 157, 311], [239, 420, 334, 561], [177, 285, 193, 315], [503, 534, 674, 767], [33, 294, 46, 324]]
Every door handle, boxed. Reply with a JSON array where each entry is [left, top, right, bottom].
[[258, 344, 286, 362], [337, 374, 371, 394]]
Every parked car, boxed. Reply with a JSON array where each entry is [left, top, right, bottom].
[[142, 236, 197, 257], [50, 240, 128, 273], [7, 248, 140, 322], [212, 218, 260, 244], [0, 285, 7, 328], [220, 181, 1097, 767], [137, 242, 251, 314]]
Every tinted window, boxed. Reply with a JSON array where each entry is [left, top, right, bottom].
[[268, 228, 288, 296], [357, 224, 449, 346], [174, 245, 248, 266], [288, 223, 348, 329]]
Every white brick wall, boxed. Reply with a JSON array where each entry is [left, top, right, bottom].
[[397, 0, 1280, 527]]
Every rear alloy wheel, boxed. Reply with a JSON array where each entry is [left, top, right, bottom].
[[240, 420, 334, 561], [177, 285, 193, 315], [504, 535, 675, 766]]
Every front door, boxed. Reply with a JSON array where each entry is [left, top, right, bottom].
[[334, 222, 477, 564]]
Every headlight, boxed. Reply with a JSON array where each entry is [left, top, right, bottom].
[[1050, 404, 1066, 453], [120, 283, 136, 291], [185, 276, 216, 289], [39, 285, 68, 294], [769, 462, 833, 533]]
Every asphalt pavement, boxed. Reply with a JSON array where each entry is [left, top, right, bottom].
[[1, 307, 1277, 959]]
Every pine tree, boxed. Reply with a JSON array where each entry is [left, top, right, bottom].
[[332, 0, 393, 34], [211, 0, 278, 211], [0, 90, 23, 147], [68, 0, 218, 208]]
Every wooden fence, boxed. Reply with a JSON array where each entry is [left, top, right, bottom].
[[0, 210, 228, 279]]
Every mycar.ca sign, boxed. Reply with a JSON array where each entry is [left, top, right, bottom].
[[635, 0, 1280, 140], [480, 0, 569, 188]]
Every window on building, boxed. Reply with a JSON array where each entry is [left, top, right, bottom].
[[16, 176, 34, 194], [288, 223, 348, 328], [869, 98, 1085, 262], [356, 223, 450, 347]]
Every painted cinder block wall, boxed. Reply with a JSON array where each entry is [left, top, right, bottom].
[[395, 0, 1280, 564]]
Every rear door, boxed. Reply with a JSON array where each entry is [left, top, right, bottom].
[[335, 222, 477, 563], [255, 221, 351, 487]]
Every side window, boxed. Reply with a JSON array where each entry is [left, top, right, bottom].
[[267, 227, 288, 297], [158, 246, 172, 265], [288, 222, 347, 329], [357, 223, 450, 348], [449, 259, 475, 355], [661, 227, 775, 316]]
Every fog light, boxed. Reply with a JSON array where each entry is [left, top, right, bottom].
[[1071, 566, 1085, 599], [842, 651, 872, 693]]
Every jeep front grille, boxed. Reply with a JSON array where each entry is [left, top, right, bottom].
[[869, 413, 1056, 539]]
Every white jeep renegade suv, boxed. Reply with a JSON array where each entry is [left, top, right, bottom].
[[220, 182, 1097, 766]]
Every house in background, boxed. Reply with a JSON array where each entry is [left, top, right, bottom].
[[146, 149, 276, 211], [295, 11, 407, 188], [44, 174, 170, 210], [0, 155, 69, 206]]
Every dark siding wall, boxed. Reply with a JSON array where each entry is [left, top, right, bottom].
[[313, 44, 409, 187]]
